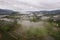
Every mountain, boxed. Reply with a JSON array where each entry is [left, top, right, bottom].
[[28, 10, 60, 16], [0, 9, 60, 15], [0, 9, 17, 15]]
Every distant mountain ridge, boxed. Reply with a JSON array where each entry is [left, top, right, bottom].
[[29, 10, 60, 15], [0, 9, 60, 15], [0, 9, 17, 15]]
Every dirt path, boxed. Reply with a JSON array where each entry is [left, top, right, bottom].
[[0, 32, 2, 40]]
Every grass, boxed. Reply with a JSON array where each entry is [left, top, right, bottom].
[[46, 19, 60, 40], [30, 17, 41, 22], [17, 27, 49, 40], [0, 18, 60, 40], [26, 27, 48, 36], [0, 20, 21, 40]]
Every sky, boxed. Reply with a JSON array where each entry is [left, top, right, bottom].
[[0, 0, 60, 11]]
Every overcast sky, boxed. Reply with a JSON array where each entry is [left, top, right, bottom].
[[0, 0, 60, 11]]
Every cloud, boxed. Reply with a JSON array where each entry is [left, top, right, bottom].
[[0, 0, 60, 11]]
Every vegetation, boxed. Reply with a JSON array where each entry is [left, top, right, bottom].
[[0, 14, 60, 40], [17, 27, 48, 40], [30, 16, 41, 22], [0, 17, 59, 40], [46, 19, 60, 40], [0, 19, 21, 40]]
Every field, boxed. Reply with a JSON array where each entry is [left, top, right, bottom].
[[0, 14, 60, 40]]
